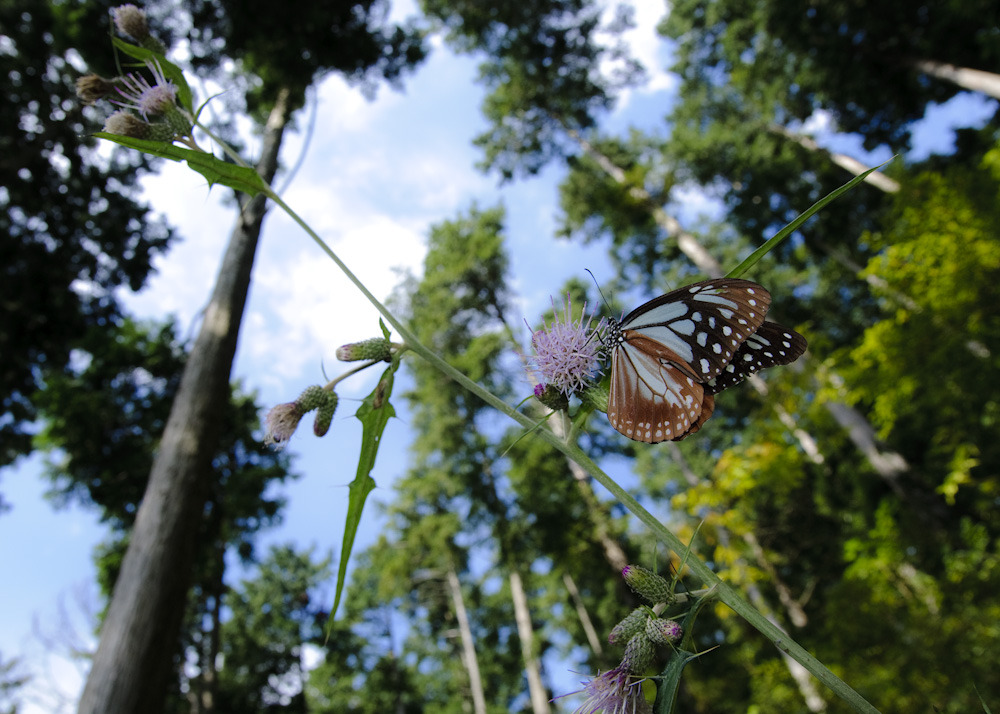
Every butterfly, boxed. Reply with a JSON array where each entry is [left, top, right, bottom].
[[606, 279, 807, 443]]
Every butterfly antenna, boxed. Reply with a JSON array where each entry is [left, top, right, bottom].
[[585, 268, 613, 315]]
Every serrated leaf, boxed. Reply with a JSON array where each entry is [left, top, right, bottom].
[[328, 355, 400, 626], [652, 587, 719, 713], [93, 133, 266, 195], [111, 37, 193, 111]]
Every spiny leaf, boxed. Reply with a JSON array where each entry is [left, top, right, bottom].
[[652, 586, 718, 714], [328, 354, 400, 626], [93, 133, 266, 196]]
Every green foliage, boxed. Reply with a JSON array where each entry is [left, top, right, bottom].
[[215, 546, 331, 713], [0, 0, 173, 469]]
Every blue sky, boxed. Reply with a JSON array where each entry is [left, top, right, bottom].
[[2, 1, 997, 710]]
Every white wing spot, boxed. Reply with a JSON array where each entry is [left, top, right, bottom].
[[713, 343, 722, 354], [700, 358, 710, 373], [723, 326, 732, 336], [697, 332, 708, 347]]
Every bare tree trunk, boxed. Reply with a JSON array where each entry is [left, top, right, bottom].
[[911, 59, 1000, 100], [567, 130, 912, 485], [447, 569, 488, 714], [78, 88, 293, 714], [562, 573, 604, 655], [768, 124, 900, 193], [510, 572, 551, 714]]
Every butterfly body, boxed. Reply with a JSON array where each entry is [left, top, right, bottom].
[[606, 279, 805, 443]]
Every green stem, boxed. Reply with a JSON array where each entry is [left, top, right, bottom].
[[260, 185, 879, 714]]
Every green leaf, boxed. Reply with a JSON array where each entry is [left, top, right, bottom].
[[328, 355, 400, 624], [93, 133, 266, 196], [379, 318, 391, 341], [652, 587, 718, 714], [111, 37, 193, 111], [727, 159, 895, 279]]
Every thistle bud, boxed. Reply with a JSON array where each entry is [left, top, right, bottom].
[[621, 632, 655, 675], [296, 385, 329, 412], [645, 617, 682, 646], [533, 383, 569, 411], [622, 565, 674, 605], [76, 74, 117, 104], [580, 382, 608, 413], [608, 607, 649, 645], [336, 337, 392, 362], [313, 391, 339, 437]]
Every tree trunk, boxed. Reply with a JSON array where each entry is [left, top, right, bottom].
[[562, 573, 604, 656], [911, 59, 1000, 100], [77, 87, 293, 714], [768, 124, 900, 193], [510, 571, 550, 714], [447, 569, 488, 714]]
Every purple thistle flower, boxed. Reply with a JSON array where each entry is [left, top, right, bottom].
[[560, 667, 651, 714], [114, 59, 177, 119], [530, 296, 604, 396]]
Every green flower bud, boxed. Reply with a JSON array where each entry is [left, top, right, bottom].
[[313, 391, 339, 437], [621, 632, 655, 675], [580, 381, 609, 413], [608, 607, 650, 645], [296, 385, 328, 412], [645, 617, 682, 646], [622, 565, 674, 605], [336, 338, 393, 362]]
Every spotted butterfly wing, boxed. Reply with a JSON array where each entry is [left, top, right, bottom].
[[705, 321, 807, 395], [607, 279, 772, 443]]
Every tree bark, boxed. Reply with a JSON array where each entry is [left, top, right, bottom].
[[768, 124, 900, 193], [510, 571, 551, 714], [78, 87, 293, 714], [447, 569, 488, 714], [911, 59, 1000, 100]]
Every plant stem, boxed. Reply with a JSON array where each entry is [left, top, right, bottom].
[[262, 185, 880, 714]]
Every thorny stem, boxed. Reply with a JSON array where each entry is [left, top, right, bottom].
[[197, 126, 879, 713]]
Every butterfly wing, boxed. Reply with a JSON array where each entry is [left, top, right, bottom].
[[619, 279, 772, 382], [705, 321, 808, 395], [607, 335, 714, 442], [608, 279, 772, 443]]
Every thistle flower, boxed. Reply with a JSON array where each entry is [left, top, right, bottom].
[[562, 667, 651, 714], [114, 59, 177, 119], [530, 296, 603, 396], [264, 385, 338, 447]]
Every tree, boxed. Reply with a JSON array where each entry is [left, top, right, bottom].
[[74, 4, 425, 712], [0, 0, 173, 473]]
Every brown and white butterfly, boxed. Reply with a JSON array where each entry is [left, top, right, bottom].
[[606, 279, 806, 443]]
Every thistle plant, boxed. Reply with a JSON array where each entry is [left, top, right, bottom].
[[75, 6, 891, 714]]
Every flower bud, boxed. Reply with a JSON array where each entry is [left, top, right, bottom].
[[608, 607, 649, 645], [296, 385, 329, 412], [313, 391, 339, 437], [76, 74, 117, 104], [622, 565, 674, 605], [336, 337, 392, 362], [621, 632, 655, 676], [645, 617, 682, 646]]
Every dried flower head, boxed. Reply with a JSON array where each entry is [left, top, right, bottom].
[[530, 296, 603, 396], [76, 74, 117, 104], [264, 385, 337, 447], [113, 4, 150, 40], [103, 110, 151, 139]]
